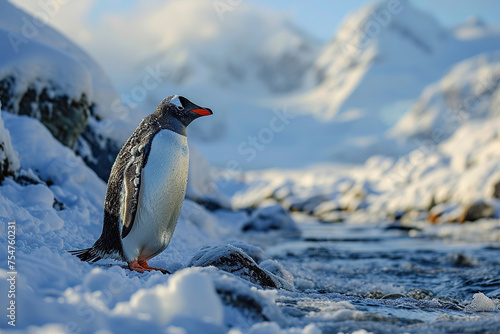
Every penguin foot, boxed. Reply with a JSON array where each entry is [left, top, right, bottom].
[[137, 260, 171, 274], [128, 261, 146, 273]]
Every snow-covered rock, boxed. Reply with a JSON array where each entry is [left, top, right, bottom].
[[0, 28, 92, 148], [0, 1, 134, 180], [242, 205, 299, 233], [187, 244, 294, 290], [0, 1, 124, 125]]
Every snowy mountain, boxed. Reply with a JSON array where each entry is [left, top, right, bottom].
[[296, 0, 500, 122], [142, 0, 500, 165], [299, 0, 449, 121], [390, 51, 500, 147]]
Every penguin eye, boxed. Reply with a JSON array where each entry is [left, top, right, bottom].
[[170, 95, 184, 111]]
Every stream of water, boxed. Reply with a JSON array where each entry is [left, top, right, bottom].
[[266, 215, 500, 333]]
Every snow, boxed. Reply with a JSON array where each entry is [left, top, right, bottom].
[[465, 293, 499, 313], [114, 269, 224, 327], [4, 0, 499, 169]]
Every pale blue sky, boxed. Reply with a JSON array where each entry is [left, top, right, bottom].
[[249, 0, 500, 40]]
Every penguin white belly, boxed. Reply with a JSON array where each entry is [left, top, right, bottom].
[[122, 129, 189, 262]]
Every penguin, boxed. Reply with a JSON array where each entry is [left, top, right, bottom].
[[70, 95, 213, 274]]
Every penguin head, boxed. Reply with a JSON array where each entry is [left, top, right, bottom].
[[160, 95, 213, 127]]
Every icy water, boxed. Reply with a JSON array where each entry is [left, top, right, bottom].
[[266, 216, 500, 334]]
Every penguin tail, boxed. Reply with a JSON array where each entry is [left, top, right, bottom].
[[69, 247, 102, 263]]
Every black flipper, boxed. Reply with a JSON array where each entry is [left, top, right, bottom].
[[68, 248, 102, 263], [69, 115, 159, 263]]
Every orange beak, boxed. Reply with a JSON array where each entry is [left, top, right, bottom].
[[192, 108, 213, 116]]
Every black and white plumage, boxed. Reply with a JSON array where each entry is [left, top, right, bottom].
[[70, 95, 213, 273]]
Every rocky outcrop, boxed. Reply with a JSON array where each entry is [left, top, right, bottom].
[[0, 108, 19, 182], [458, 201, 495, 223], [188, 244, 294, 290], [0, 76, 90, 148], [0, 75, 122, 181], [75, 120, 120, 181], [494, 181, 500, 199], [426, 201, 495, 224]]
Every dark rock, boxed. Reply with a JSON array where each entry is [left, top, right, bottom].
[[0, 141, 16, 182], [385, 223, 420, 232], [381, 293, 405, 300], [494, 181, 500, 199], [53, 198, 65, 211], [0, 76, 90, 148], [0, 110, 19, 182], [75, 120, 120, 181], [447, 253, 478, 267], [188, 244, 294, 290], [215, 287, 269, 321], [459, 201, 495, 223]]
